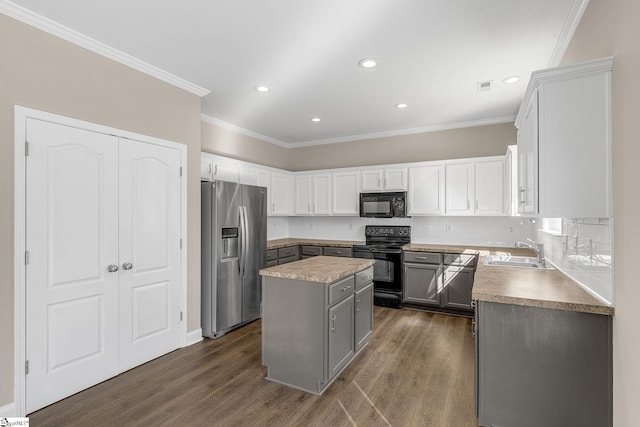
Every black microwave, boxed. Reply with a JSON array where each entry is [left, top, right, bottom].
[[360, 192, 407, 218]]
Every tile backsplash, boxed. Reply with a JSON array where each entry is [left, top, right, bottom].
[[538, 218, 613, 305], [270, 215, 536, 247]]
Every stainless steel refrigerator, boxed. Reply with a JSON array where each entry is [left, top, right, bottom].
[[201, 181, 267, 338]]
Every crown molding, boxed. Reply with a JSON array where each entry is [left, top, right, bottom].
[[547, 0, 590, 67], [289, 116, 517, 148], [201, 114, 290, 148], [0, 0, 210, 97], [202, 114, 516, 149]]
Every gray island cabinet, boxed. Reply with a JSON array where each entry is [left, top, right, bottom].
[[260, 256, 374, 394]]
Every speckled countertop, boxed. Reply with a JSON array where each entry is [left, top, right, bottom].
[[265, 239, 614, 315], [402, 243, 536, 256], [267, 238, 363, 250], [260, 256, 374, 283], [473, 260, 613, 315]]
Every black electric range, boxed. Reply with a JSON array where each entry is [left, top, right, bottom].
[[352, 225, 410, 308]]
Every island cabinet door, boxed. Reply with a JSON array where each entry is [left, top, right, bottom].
[[355, 283, 374, 352], [328, 294, 355, 380]]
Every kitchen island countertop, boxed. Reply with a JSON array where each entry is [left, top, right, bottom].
[[260, 255, 374, 283]]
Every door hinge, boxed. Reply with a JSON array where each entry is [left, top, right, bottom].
[[25, 250, 30, 265], [25, 141, 29, 157], [179, 166, 183, 177], [25, 360, 29, 375], [180, 311, 183, 321]]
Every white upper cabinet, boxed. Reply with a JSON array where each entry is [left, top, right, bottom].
[[474, 158, 505, 216], [332, 171, 360, 215], [408, 164, 445, 215], [270, 172, 294, 216], [295, 173, 331, 215], [445, 162, 474, 215], [444, 157, 506, 216], [516, 57, 613, 218], [200, 153, 239, 183], [239, 166, 269, 187], [517, 91, 539, 215], [201, 157, 213, 181], [360, 167, 407, 192]]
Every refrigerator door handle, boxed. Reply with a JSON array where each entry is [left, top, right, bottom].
[[243, 205, 250, 277], [239, 205, 249, 278], [239, 206, 244, 278]]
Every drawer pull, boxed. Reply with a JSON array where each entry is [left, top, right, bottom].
[[416, 256, 427, 260], [341, 286, 351, 292]]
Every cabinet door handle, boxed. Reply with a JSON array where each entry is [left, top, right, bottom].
[[356, 297, 361, 311], [475, 200, 478, 211], [272, 203, 275, 212], [107, 264, 119, 273], [467, 200, 470, 210], [331, 315, 336, 332], [122, 262, 133, 270]]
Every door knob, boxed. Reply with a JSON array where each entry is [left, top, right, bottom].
[[122, 262, 133, 270], [107, 264, 119, 273]]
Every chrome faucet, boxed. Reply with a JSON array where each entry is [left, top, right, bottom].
[[515, 239, 545, 266]]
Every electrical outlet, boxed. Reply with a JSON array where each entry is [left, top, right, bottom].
[[509, 225, 514, 232]]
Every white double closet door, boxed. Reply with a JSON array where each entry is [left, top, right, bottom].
[[25, 118, 182, 413]]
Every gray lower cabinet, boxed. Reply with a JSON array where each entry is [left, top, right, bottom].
[[404, 262, 441, 305], [442, 266, 474, 310], [403, 251, 476, 314], [266, 249, 278, 267], [328, 294, 355, 379], [262, 266, 374, 394], [323, 246, 352, 257], [301, 245, 323, 259], [354, 282, 374, 352], [476, 301, 612, 427]]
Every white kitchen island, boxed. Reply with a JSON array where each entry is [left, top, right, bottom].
[[260, 256, 374, 394]]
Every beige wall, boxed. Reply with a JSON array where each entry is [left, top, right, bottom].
[[201, 120, 289, 170], [287, 123, 515, 171], [560, 0, 640, 425], [0, 14, 202, 407]]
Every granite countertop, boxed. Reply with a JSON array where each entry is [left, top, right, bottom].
[[472, 260, 613, 316], [402, 243, 536, 257], [265, 239, 614, 315], [260, 256, 374, 283], [267, 238, 363, 250]]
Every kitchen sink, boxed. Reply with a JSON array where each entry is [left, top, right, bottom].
[[483, 255, 553, 269]]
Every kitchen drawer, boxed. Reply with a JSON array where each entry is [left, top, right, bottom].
[[278, 254, 299, 265], [329, 276, 355, 306], [266, 249, 278, 262], [323, 247, 352, 257], [355, 266, 374, 290], [443, 253, 477, 268], [265, 259, 278, 268], [404, 251, 441, 265], [301, 245, 323, 256], [278, 246, 299, 259]]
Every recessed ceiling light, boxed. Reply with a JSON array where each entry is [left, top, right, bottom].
[[310, 117, 321, 122], [358, 58, 377, 69], [254, 85, 271, 93], [395, 103, 408, 109], [502, 76, 521, 85]]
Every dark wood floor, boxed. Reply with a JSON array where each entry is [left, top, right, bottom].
[[30, 307, 478, 427]]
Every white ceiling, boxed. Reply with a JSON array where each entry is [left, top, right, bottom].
[[5, 0, 583, 146]]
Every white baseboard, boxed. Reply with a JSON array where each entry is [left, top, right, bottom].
[[0, 402, 17, 418], [186, 328, 203, 346]]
